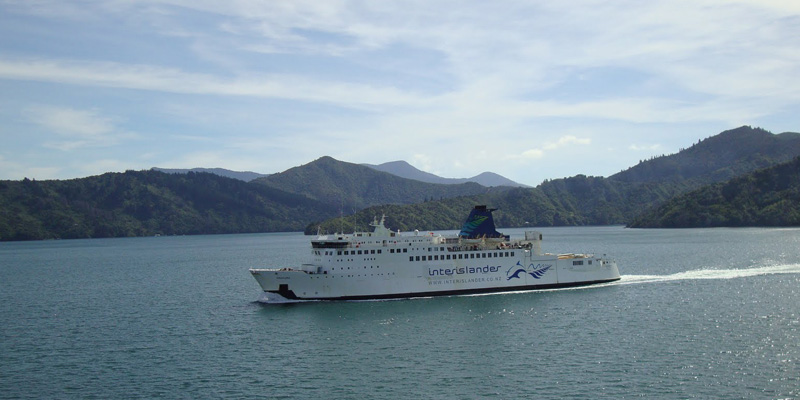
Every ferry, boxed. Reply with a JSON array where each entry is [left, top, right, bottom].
[[250, 206, 620, 301]]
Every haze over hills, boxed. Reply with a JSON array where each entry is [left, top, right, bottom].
[[153, 161, 525, 187], [152, 167, 269, 182], [362, 161, 528, 187]]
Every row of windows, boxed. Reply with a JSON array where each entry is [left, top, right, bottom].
[[331, 266, 380, 270], [319, 249, 386, 256], [343, 249, 382, 255], [572, 260, 593, 266], [410, 251, 515, 262]]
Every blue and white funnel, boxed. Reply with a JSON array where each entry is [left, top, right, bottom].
[[458, 205, 507, 239]]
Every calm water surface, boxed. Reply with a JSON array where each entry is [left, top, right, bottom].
[[1, 227, 799, 399]]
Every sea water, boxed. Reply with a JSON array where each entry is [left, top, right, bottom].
[[1, 227, 798, 399]]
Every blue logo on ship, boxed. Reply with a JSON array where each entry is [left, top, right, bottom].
[[506, 261, 552, 280]]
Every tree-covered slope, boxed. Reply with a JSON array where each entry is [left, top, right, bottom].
[[254, 156, 507, 209], [306, 178, 676, 234], [309, 126, 800, 232], [0, 170, 338, 241], [628, 157, 800, 228], [611, 126, 800, 184]]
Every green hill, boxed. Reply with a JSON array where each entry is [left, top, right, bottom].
[[4, 126, 800, 241], [612, 126, 800, 184], [309, 126, 800, 233], [627, 157, 800, 228], [0, 170, 338, 241], [253, 156, 508, 209]]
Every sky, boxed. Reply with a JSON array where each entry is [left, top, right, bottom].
[[1, 0, 799, 186]]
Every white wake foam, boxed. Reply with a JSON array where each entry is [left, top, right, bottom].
[[619, 264, 800, 285]]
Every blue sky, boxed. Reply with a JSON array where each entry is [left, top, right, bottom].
[[1, 0, 798, 186]]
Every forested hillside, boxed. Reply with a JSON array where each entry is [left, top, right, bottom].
[[0, 170, 338, 241], [4, 126, 800, 241], [309, 126, 800, 233], [254, 156, 508, 209], [611, 126, 800, 184], [628, 157, 800, 228]]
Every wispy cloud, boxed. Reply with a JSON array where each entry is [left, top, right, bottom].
[[25, 105, 135, 150], [510, 135, 592, 161], [0, 58, 427, 110], [629, 144, 663, 152], [1, 0, 798, 182]]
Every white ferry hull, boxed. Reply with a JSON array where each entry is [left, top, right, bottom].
[[250, 252, 620, 301], [250, 206, 620, 301]]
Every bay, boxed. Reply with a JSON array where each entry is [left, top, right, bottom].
[[1, 227, 799, 399]]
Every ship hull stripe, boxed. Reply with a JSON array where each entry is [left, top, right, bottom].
[[266, 277, 621, 301]]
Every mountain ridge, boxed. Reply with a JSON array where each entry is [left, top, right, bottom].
[[362, 160, 528, 187], [3, 126, 800, 241], [151, 167, 269, 182], [253, 156, 511, 210], [308, 126, 800, 233]]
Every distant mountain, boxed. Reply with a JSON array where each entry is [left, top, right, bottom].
[[309, 126, 800, 233], [253, 156, 511, 210], [0, 170, 337, 241], [363, 160, 528, 187], [628, 156, 800, 228], [152, 167, 269, 182]]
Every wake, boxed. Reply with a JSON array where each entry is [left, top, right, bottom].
[[619, 263, 800, 285]]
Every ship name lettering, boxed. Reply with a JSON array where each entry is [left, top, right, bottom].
[[427, 265, 501, 276]]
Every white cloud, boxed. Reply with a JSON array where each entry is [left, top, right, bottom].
[[0, 154, 61, 180], [1, 0, 798, 182], [0, 58, 427, 110], [25, 105, 135, 150], [543, 135, 592, 150], [629, 144, 663, 152], [508, 135, 592, 161]]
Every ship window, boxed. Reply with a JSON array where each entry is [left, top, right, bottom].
[[337, 251, 342, 255], [487, 253, 492, 258], [511, 252, 515, 257], [434, 255, 439, 260], [371, 250, 375, 254], [494, 252, 498, 258], [588, 260, 592, 265], [378, 250, 382, 254], [470, 254, 475, 259], [573, 260, 584, 266], [409, 256, 414, 262], [403, 249, 407, 253], [358, 250, 362, 255], [505, 252, 509, 257], [428, 255, 433, 261], [440, 247, 445, 251], [446, 255, 451, 260], [458, 254, 463, 259], [415, 256, 420, 261]]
